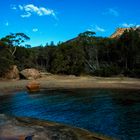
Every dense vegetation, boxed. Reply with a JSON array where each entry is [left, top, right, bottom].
[[0, 28, 140, 77]]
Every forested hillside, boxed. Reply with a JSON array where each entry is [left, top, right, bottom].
[[0, 28, 140, 77]]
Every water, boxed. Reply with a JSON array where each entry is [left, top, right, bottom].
[[0, 89, 140, 139]]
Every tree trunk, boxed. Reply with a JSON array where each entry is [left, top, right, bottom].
[[8, 47, 17, 56]]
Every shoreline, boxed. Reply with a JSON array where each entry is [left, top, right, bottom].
[[0, 114, 114, 140], [0, 75, 140, 95], [0, 75, 139, 140]]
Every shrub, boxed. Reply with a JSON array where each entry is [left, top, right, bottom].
[[0, 57, 14, 77], [94, 65, 121, 77]]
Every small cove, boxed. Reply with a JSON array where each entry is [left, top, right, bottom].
[[0, 89, 140, 139]]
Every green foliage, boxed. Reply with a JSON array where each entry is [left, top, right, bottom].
[[1, 33, 30, 47], [14, 47, 34, 70], [51, 45, 85, 75], [0, 48, 14, 76], [79, 31, 96, 37], [0, 29, 140, 77], [1, 33, 30, 57], [0, 57, 14, 76], [94, 65, 121, 77]]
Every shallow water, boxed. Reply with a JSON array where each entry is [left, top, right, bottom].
[[0, 89, 140, 139]]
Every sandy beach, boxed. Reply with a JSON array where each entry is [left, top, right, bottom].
[[0, 75, 140, 95]]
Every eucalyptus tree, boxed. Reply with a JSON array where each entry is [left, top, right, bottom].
[[51, 43, 85, 75], [117, 29, 139, 69], [78, 31, 101, 73], [1, 33, 30, 57]]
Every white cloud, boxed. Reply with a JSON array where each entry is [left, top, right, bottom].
[[122, 23, 134, 27], [87, 25, 105, 33], [87, 28, 93, 32], [136, 25, 140, 28], [5, 22, 9, 26], [17, 4, 55, 18], [32, 28, 38, 32], [11, 5, 17, 10], [103, 8, 119, 17], [19, 5, 24, 10], [21, 12, 32, 18], [121, 23, 140, 28], [95, 25, 105, 32]]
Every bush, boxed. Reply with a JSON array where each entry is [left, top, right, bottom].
[[94, 65, 121, 77], [123, 69, 140, 78], [0, 57, 14, 77]]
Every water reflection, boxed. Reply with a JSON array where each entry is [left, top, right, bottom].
[[0, 89, 140, 139]]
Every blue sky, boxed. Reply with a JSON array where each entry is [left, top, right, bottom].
[[0, 0, 140, 46]]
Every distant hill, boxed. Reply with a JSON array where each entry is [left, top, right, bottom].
[[66, 27, 140, 44]]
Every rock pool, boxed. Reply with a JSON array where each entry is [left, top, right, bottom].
[[0, 89, 140, 139]]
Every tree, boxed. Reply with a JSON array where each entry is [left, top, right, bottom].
[[0, 29, 140, 78], [14, 47, 34, 70], [117, 29, 140, 70], [1, 33, 30, 56], [0, 45, 14, 77], [51, 44, 85, 75], [79, 31, 96, 37], [77, 31, 100, 73]]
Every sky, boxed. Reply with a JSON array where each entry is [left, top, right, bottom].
[[0, 0, 140, 46]]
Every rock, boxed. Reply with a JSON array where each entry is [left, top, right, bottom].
[[20, 68, 41, 80], [110, 28, 130, 38], [4, 65, 19, 80], [26, 81, 40, 92], [0, 114, 111, 140], [110, 27, 139, 38]]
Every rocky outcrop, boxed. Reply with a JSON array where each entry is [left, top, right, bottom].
[[110, 27, 140, 38], [110, 28, 130, 38], [20, 68, 41, 80], [4, 65, 19, 80], [0, 114, 112, 140]]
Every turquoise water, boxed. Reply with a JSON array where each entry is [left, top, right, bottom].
[[0, 89, 140, 139]]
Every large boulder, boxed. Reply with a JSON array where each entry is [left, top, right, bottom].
[[20, 68, 41, 80], [26, 81, 40, 92], [4, 65, 19, 80]]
